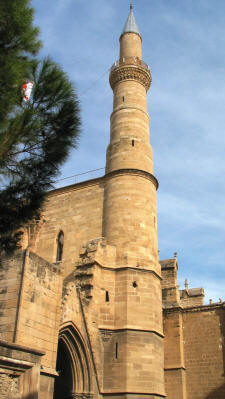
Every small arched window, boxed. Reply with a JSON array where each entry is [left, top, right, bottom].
[[56, 231, 64, 262]]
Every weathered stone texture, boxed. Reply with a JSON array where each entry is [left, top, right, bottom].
[[0, 370, 20, 399], [180, 288, 204, 308], [33, 180, 104, 277], [0, 252, 24, 342], [161, 258, 180, 307], [163, 310, 186, 399], [1, 10, 225, 399], [0, 251, 62, 371], [120, 32, 142, 59], [183, 307, 225, 399]]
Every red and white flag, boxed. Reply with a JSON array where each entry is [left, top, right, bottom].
[[22, 81, 34, 102]]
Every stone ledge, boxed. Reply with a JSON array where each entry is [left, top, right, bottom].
[[40, 365, 58, 377], [0, 355, 34, 370], [99, 327, 164, 339], [164, 365, 186, 371], [0, 340, 45, 356], [48, 175, 105, 196], [163, 302, 225, 313], [105, 168, 158, 190], [102, 391, 166, 398]]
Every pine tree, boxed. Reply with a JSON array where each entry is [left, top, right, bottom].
[[0, 0, 41, 136], [0, 2, 80, 253]]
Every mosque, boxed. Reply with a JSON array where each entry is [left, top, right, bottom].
[[0, 6, 224, 399]]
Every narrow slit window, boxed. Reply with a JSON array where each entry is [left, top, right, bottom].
[[56, 231, 64, 262], [122, 96, 125, 102], [132, 139, 134, 147], [105, 291, 109, 302], [115, 342, 118, 359]]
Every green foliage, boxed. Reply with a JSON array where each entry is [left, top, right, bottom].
[[0, 2, 81, 253], [0, 0, 41, 131]]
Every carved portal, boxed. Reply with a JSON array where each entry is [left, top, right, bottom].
[[53, 325, 92, 399]]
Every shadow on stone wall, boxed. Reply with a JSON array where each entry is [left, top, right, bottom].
[[205, 383, 225, 399], [206, 308, 225, 399], [22, 394, 38, 399]]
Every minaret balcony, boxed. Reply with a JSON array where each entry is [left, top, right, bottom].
[[110, 56, 150, 72], [109, 57, 152, 91]]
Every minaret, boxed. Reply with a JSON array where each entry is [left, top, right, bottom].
[[102, 6, 165, 398], [103, 4, 159, 272]]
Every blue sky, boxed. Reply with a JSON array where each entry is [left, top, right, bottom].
[[31, 0, 225, 303]]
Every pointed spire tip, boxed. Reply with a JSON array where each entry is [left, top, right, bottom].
[[122, 3, 141, 37]]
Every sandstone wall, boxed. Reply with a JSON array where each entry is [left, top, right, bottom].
[[163, 304, 225, 399], [73, 240, 165, 397], [0, 370, 20, 399], [183, 306, 225, 399], [0, 340, 44, 399], [163, 310, 186, 399], [33, 178, 104, 277], [0, 252, 24, 342], [0, 251, 63, 399], [180, 288, 204, 308]]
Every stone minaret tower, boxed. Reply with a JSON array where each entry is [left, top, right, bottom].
[[102, 5, 165, 398]]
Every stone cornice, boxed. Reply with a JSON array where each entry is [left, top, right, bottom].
[[99, 327, 164, 339], [164, 366, 186, 371], [47, 168, 159, 196], [163, 302, 225, 314], [0, 340, 45, 356], [47, 175, 105, 197], [98, 264, 162, 280], [105, 168, 158, 189], [110, 105, 149, 120], [182, 302, 225, 313], [102, 392, 166, 398], [75, 261, 162, 282], [109, 64, 152, 91]]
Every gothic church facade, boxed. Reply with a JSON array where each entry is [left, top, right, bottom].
[[0, 7, 224, 399]]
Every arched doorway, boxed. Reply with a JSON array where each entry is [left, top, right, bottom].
[[53, 324, 92, 399]]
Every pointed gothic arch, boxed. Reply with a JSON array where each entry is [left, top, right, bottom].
[[53, 323, 93, 399]]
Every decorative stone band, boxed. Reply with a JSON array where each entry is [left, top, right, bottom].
[[109, 65, 152, 91], [163, 302, 225, 313], [101, 392, 166, 398], [110, 57, 149, 73], [105, 168, 159, 190], [69, 394, 93, 399], [99, 327, 164, 340]]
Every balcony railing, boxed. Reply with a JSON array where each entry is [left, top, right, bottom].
[[110, 57, 150, 73]]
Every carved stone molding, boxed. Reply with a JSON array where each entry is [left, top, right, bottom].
[[105, 168, 159, 190], [61, 281, 76, 307], [69, 393, 93, 399], [109, 65, 152, 91], [99, 329, 113, 343]]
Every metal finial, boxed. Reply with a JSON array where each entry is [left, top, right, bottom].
[[174, 251, 177, 259], [130, 3, 133, 10]]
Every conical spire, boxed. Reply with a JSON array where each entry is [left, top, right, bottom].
[[122, 4, 141, 37]]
